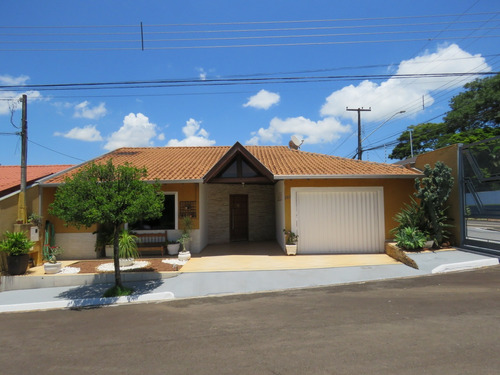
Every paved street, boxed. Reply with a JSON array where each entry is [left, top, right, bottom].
[[1, 266, 499, 375]]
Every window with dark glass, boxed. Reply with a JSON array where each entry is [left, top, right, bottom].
[[220, 157, 259, 179], [130, 194, 176, 230]]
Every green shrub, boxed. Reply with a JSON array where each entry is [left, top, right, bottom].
[[0, 231, 35, 256], [395, 227, 426, 251]]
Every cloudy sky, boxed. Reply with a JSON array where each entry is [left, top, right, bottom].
[[1, 0, 498, 166]]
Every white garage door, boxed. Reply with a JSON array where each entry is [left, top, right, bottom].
[[292, 187, 385, 254]]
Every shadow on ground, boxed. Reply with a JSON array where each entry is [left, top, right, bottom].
[[56, 279, 165, 309]]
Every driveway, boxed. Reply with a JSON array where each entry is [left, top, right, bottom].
[[0, 266, 499, 375]]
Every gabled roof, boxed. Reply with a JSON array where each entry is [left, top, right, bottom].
[[0, 165, 73, 196], [204, 142, 274, 184], [42, 144, 421, 185]]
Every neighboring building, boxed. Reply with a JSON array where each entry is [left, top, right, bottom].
[[39, 143, 422, 259], [0, 165, 73, 269], [0, 165, 73, 234]]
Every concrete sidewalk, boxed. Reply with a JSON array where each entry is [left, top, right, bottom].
[[0, 248, 497, 313]]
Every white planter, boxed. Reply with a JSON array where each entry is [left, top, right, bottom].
[[178, 251, 191, 261], [119, 258, 134, 267], [285, 244, 297, 256], [167, 243, 180, 255], [105, 245, 114, 258], [424, 240, 434, 249], [44, 262, 62, 274]]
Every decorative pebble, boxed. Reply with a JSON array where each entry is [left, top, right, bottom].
[[96, 260, 151, 272], [59, 267, 81, 274], [162, 259, 188, 266]]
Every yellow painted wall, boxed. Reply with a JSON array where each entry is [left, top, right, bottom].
[[415, 144, 461, 244], [283, 178, 417, 239], [0, 186, 41, 234]]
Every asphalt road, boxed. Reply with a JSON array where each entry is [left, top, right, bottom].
[[1, 266, 499, 375]]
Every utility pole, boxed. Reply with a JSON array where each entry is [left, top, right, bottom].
[[17, 94, 28, 224], [346, 107, 371, 160], [409, 129, 414, 158]]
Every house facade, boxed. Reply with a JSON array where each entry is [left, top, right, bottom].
[[39, 143, 421, 259]]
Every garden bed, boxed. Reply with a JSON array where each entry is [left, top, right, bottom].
[[69, 258, 183, 274]]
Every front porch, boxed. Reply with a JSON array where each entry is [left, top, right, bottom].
[[0, 241, 400, 291]]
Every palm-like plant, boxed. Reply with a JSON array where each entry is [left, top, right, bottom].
[[118, 230, 139, 259]]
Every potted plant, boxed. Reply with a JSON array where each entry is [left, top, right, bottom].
[[118, 230, 139, 267], [0, 231, 35, 275], [28, 213, 43, 227], [177, 233, 191, 261], [283, 229, 298, 255], [167, 240, 180, 256], [180, 215, 192, 252], [43, 245, 64, 274]]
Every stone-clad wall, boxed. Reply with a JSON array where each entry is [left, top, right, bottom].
[[206, 184, 275, 244]]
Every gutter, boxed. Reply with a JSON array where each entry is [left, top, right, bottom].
[[273, 173, 423, 180]]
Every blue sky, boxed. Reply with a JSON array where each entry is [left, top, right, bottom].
[[1, 0, 499, 166]]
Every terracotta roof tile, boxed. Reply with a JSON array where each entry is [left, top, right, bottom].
[[43, 145, 420, 184], [0, 165, 73, 194]]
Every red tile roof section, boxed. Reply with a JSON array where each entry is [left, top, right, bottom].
[[44, 145, 420, 184], [0, 165, 73, 194]]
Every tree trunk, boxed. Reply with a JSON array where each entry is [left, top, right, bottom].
[[113, 225, 122, 288]]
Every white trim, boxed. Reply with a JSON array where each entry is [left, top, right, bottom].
[[275, 174, 421, 180]]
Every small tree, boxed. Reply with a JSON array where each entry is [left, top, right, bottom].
[[50, 160, 164, 294], [414, 162, 454, 245]]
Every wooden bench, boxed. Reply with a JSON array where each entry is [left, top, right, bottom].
[[135, 232, 167, 256]]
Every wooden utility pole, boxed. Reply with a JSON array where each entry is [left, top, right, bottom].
[[346, 107, 371, 160], [17, 94, 28, 224]]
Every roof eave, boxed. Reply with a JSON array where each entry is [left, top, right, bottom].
[[274, 173, 423, 180]]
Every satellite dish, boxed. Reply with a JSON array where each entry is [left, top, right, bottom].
[[289, 135, 304, 150]]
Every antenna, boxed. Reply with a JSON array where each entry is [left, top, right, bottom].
[[289, 135, 304, 150]]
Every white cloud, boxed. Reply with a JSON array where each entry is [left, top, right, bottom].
[[246, 116, 350, 145], [0, 90, 42, 115], [243, 89, 280, 110], [167, 118, 216, 147], [247, 44, 489, 147], [0, 74, 43, 115], [74, 101, 107, 119], [320, 43, 490, 123], [54, 125, 103, 142], [0, 74, 30, 86], [197, 67, 207, 80], [104, 113, 157, 150]]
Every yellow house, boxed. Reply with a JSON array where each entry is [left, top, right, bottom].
[[38, 142, 422, 259]]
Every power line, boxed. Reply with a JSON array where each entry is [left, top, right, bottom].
[[1, 11, 498, 29], [28, 139, 86, 162], [1, 72, 497, 92], [1, 34, 499, 51]]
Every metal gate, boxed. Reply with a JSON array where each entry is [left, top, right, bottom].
[[460, 136, 500, 255]]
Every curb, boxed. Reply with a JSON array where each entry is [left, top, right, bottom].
[[0, 291, 175, 313], [431, 258, 499, 274]]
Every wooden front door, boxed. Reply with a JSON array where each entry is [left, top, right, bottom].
[[230, 194, 248, 241]]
